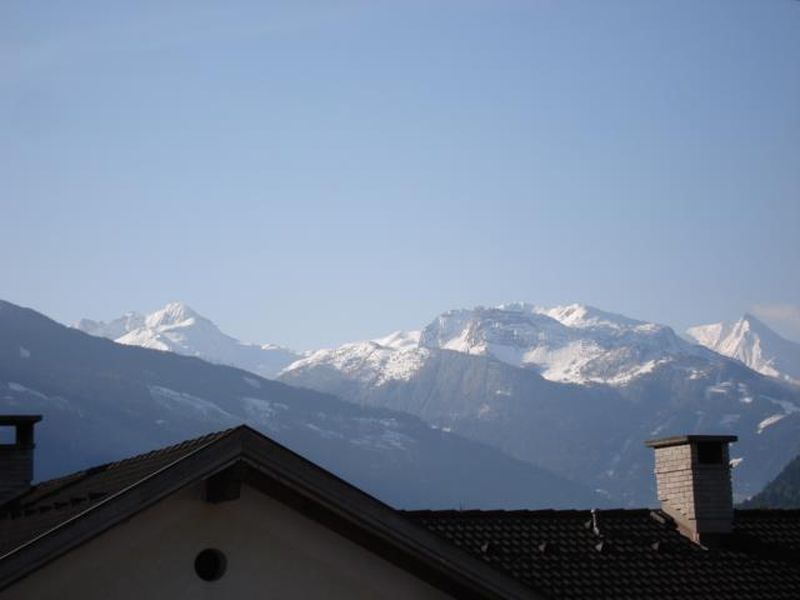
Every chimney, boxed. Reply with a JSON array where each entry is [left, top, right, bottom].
[[645, 434, 737, 545], [0, 415, 42, 507]]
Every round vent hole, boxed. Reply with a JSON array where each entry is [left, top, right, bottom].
[[194, 548, 227, 581]]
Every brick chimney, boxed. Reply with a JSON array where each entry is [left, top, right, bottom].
[[0, 415, 42, 507], [645, 434, 737, 545]]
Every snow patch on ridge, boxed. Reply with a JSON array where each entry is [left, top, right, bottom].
[[758, 414, 786, 434], [372, 330, 421, 350], [7, 382, 48, 399], [281, 340, 428, 385], [755, 395, 799, 434], [148, 385, 236, 421], [242, 397, 287, 426]]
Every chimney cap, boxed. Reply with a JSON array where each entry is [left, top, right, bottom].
[[0, 415, 42, 426], [644, 434, 737, 449]]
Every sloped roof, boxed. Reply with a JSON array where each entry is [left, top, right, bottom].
[[0, 426, 535, 599], [0, 429, 233, 556], [4, 426, 800, 600], [406, 508, 800, 599]]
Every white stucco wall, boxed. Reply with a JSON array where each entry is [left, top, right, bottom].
[[3, 482, 454, 600]]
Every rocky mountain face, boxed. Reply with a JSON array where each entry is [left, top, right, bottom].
[[1, 300, 602, 510], [280, 304, 800, 505], [75, 302, 300, 379], [687, 314, 800, 385], [418, 303, 713, 385], [76, 301, 800, 506]]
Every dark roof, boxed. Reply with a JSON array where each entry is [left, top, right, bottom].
[[4, 426, 800, 599], [0, 428, 233, 556], [0, 426, 535, 599], [406, 508, 800, 600]]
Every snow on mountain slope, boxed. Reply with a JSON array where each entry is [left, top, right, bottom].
[[282, 330, 426, 387], [419, 303, 710, 385], [77, 312, 145, 339], [57, 299, 800, 505], [284, 303, 707, 389], [535, 303, 644, 331], [373, 330, 422, 350], [76, 302, 300, 379], [280, 302, 800, 504], [3, 299, 605, 509], [687, 314, 800, 385]]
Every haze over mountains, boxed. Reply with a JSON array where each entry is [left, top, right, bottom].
[[2, 299, 601, 509], [75, 301, 800, 506]]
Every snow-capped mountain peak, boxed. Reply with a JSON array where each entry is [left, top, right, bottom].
[[283, 302, 711, 391], [75, 302, 203, 340], [417, 303, 701, 385], [372, 330, 421, 350], [687, 315, 800, 384], [76, 302, 300, 379], [143, 301, 201, 329], [279, 300, 800, 505], [537, 303, 645, 332]]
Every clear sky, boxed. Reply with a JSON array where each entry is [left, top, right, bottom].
[[2, 1, 799, 348]]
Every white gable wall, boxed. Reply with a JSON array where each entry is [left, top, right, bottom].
[[4, 482, 454, 600]]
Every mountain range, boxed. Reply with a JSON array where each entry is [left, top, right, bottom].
[[75, 301, 800, 506], [1, 299, 602, 509]]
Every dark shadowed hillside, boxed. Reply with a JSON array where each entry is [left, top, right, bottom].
[[742, 453, 800, 508], [0, 300, 605, 509]]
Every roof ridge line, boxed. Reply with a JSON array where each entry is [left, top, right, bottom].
[[402, 507, 653, 516], [10, 427, 242, 511], [0, 426, 244, 561]]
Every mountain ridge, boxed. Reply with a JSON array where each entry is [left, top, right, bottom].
[[74, 300, 800, 504], [279, 303, 800, 505], [687, 314, 800, 385], [2, 299, 603, 509], [74, 302, 301, 379]]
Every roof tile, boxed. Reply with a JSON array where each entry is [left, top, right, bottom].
[[405, 508, 800, 599]]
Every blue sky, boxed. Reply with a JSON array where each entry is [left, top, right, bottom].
[[2, 1, 799, 348]]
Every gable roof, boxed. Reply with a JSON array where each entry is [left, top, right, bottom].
[[5, 426, 800, 600], [406, 507, 800, 600], [0, 426, 537, 599], [0, 429, 232, 556]]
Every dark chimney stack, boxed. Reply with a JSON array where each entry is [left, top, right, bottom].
[[0, 415, 42, 506]]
